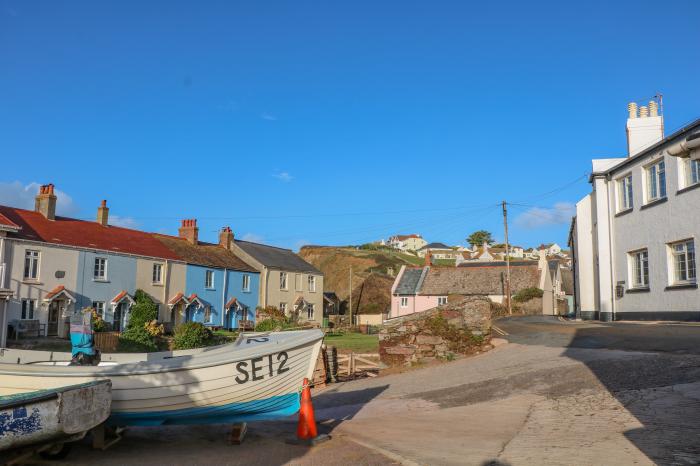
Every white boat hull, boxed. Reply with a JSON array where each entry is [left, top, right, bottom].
[[0, 330, 323, 426], [0, 380, 111, 451]]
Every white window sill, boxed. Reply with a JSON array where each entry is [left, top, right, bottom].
[[92, 278, 109, 283], [152, 283, 164, 287], [21, 280, 42, 285], [242, 289, 251, 293]]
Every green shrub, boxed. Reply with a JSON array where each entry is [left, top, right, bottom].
[[118, 325, 158, 352], [173, 322, 213, 349], [128, 290, 159, 330], [254, 317, 296, 332], [513, 287, 544, 303]]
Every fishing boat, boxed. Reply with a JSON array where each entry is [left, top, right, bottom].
[[0, 380, 111, 452], [0, 330, 324, 426]]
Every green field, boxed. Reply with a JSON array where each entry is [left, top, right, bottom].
[[324, 332, 379, 353]]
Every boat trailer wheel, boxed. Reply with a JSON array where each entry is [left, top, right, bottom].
[[39, 442, 72, 460]]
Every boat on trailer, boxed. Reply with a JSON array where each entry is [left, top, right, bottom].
[[0, 330, 324, 427], [0, 380, 111, 454]]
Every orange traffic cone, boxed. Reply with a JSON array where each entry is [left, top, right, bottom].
[[289, 378, 330, 446]]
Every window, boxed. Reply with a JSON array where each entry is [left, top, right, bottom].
[[671, 240, 696, 284], [21, 299, 36, 319], [23, 250, 40, 280], [646, 160, 666, 202], [92, 301, 105, 318], [685, 158, 700, 188], [152, 263, 163, 284], [630, 250, 649, 288], [400, 297, 408, 308], [280, 272, 288, 290], [308, 275, 316, 292], [279, 302, 287, 314], [295, 274, 303, 291], [438, 296, 448, 305], [94, 257, 107, 280], [618, 175, 633, 211], [307, 304, 315, 320], [205, 270, 214, 289], [242, 274, 250, 292]]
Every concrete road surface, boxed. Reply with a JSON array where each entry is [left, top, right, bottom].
[[30, 317, 700, 465]]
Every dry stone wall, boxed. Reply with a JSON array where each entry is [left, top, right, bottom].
[[379, 297, 492, 367]]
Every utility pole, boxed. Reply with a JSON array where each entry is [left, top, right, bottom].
[[348, 267, 353, 327], [502, 201, 512, 315]]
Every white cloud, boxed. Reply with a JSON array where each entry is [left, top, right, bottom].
[[293, 239, 310, 251], [272, 171, 293, 182], [0, 181, 79, 216], [514, 202, 576, 229], [260, 112, 278, 121], [110, 215, 140, 229], [241, 233, 264, 243]]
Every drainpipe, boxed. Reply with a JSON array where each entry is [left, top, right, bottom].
[[0, 236, 5, 288], [163, 260, 170, 322], [605, 175, 617, 320], [222, 268, 228, 328]]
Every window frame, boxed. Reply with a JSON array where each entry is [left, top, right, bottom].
[[242, 274, 250, 292], [617, 173, 634, 211], [684, 158, 700, 188], [93, 257, 108, 281], [152, 263, 164, 284], [669, 239, 696, 285], [205, 270, 215, 289], [23, 250, 40, 281], [400, 297, 409, 308], [21, 299, 37, 320], [92, 301, 106, 318], [437, 296, 448, 306], [307, 303, 315, 320], [629, 249, 649, 289], [308, 275, 316, 293], [280, 272, 288, 290], [645, 159, 667, 203], [279, 302, 287, 314]]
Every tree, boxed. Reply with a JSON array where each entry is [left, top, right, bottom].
[[467, 230, 494, 248]]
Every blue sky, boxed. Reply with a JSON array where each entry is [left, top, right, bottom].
[[1, 1, 699, 250]]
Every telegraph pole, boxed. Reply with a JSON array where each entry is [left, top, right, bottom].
[[502, 201, 512, 315], [348, 267, 353, 327]]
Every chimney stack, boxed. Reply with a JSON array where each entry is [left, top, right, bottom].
[[34, 184, 57, 220], [219, 226, 234, 249], [178, 219, 199, 245], [424, 250, 432, 266], [626, 98, 664, 157], [97, 200, 109, 226]]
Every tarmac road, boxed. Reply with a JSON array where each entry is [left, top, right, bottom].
[[37, 316, 700, 465]]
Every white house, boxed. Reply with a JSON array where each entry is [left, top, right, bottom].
[[387, 234, 427, 252], [570, 99, 699, 321]]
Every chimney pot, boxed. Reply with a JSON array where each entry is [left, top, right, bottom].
[[178, 219, 199, 244], [639, 105, 649, 118], [648, 100, 658, 117], [627, 102, 638, 119], [35, 183, 57, 220], [219, 226, 234, 249], [97, 200, 109, 226]]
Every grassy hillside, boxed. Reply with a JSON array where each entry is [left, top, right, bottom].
[[299, 246, 423, 314]]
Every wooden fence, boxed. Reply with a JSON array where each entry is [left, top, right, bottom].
[[94, 332, 120, 352], [337, 352, 380, 377]]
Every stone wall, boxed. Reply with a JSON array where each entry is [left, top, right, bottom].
[[379, 296, 492, 367]]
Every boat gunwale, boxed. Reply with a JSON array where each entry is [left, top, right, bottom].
[[0, 379, 111, 409], [0, 330, 323, 378]]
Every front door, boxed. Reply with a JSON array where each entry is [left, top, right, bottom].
[[113, 303, 124, 332], [47, 301, 60, 336]]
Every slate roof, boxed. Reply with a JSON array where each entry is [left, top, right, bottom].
[[234, 240, 321, 274], [394, 268, 425, 294], [155, 235, 257, 272], [0, 205, 181, 261], [420, 263, 540, 296]]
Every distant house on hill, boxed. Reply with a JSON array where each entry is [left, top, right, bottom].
[[417, 242, 457, 259], [387, 234, 427, 252]]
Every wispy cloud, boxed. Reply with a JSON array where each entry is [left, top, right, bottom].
[[272, 171, 293, 182], [514, 202, 575, 229], [260, 112, 278, 121], [241, 233, 264, 243], [110, 215, 140, 229], [0, 181, 79, 216], [293, 239, 310, 251]]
